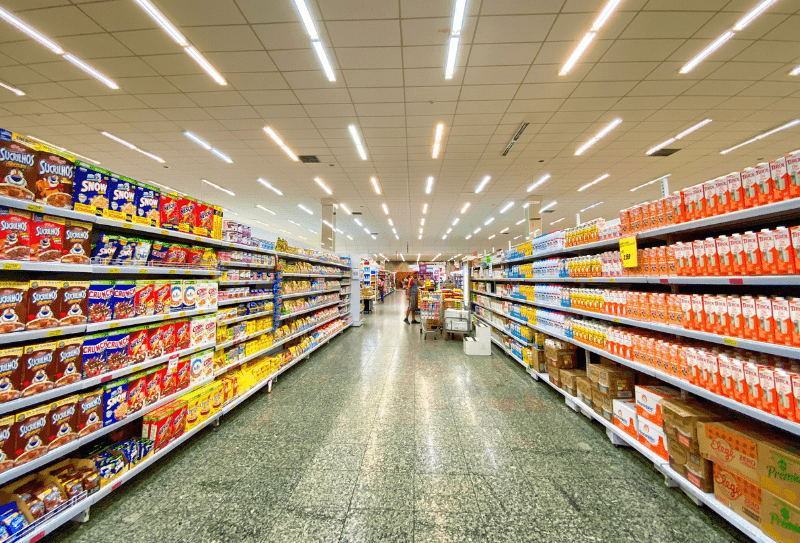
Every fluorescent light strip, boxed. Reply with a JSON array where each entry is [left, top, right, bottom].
[[433, 253, 442, 261], [473, 227, 481, 234], [488, 234, 496, 240], [292, 0, 319, 39], [348, 125, 367, 160], [339, 203, 351, 215], [474, 176, 491, 193], [442, 234, 447, 240], [452, 218, 460, 225], [0, 80, 24, 96], [432, 123, 444, 158], [499, 202, 514, 214], [257, 178, 283, 196], [263, 127, 299, 162], [579, 201, 603, 213], [550, 217, 565, 225], [287, 219, 300, 226], [445, 36, 460, 80], [420, 218, 425, 226], [347, 235, 353, 240], [101, 132, 164, 163], [630, 174, 671, 193], [419, 228, 423, 235], [354, 218, 363, 226], [322, 219, 333, 228], [222, 208, 238, 216], [425, 176, 434, 195], [560, 32, 595, 76], [370, 177, 382, 195], [523, 202, 529, 209], [527, 173, 550, 192], [211, 148, 233, 164], [484, 217, 494, 226], [720, 119, 800, 155], [577, 173, 610, 192], [417, 254, 421, 262], [461, 203, 470, 214], [134, 0, 187, 45], [381, 203, 389, 215], [516, 219, 525, 225], [335, 228, 343, 234], [308, 229, 318, 234], [575, 118, 621, 156], [733, 0, 779, 31], [27, 136, 100, 164], [590, 0, 623, 31], [790, 65, 800, 76], [184, 131, 211, 150], [395, 234, 399, 240], [680, 31, 734, 74], [392, 228, 397, 234], [646, 138, 676, 156], [540, 201, 557, 213], [514, 235, 522, 240], [446, 228, 452, 234], [500, 227, 509, 234], [0, 6, 63, 54], [388, 218, 394, 227], [423, 203, 428, 214], [364, 227, 370, 234], [183, 45, 226, 85], [465, 234, 472, 240], [676, 118, 712, 139], [314, 177, 333, 195], [298, 204, 313, 215], [400, 254, 405, 261], [202, 179, 234, 196]]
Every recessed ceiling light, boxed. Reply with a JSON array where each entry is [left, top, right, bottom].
[[184, 132, 232, 163], [474, 176, 491, 194], [298, 204, 313, 215], [527, 173, 550, 192], [0, 6, 63, 54], [418, 234, 422, 240], [575, 118, 621, 156], [202, 179, 234, 196], [419, 228, 423, 234], [287, 219, 300, 226], [630, 174, 671, 193], [488, 234, 496, 240], [381, 203, 389, 215], [560, 32, 595, 76], [392, 227, 397, 234], [422, 203, 429, 215], [590, 0, 623, 31], [347, 235, 353, 240], [540, 201, 557, 213], [500, 227, 509, 233], [452, 217, 460, 226], [460, 203, 470, 214], [446, 228, 452, 234], [388, 218, 394, 227], [720, 119, 800, 155], [314, 177, 333, 195], [322, 219, 334, 228], [308, 228, 318, 234], [133, 0, 187, 45], [513, 235, 522, 240], [473, 227, 481, 234], [484, 217, 494, 225], [339, 203, 351, 215], [442, 234, 447, 240], [222, 208, 238, 216], [354, 218, 362, 226], [425, 176, 434, 195], [577, 173, 610, 192], [102, 132, 164, 163], [264, 126, 299, 161], [257, 178, 283, 196], [733, 0, 780, 31], [395, 234, 399, 240], [432, 123, 444, 158], [0, 80, 23, 96], [363, 227, 370, 234], [255, 204, 275, 215], [515, 218, 525, 225], [646, 119, 712, 155], [499, 202, 514, 214], [291, 0, 336, 81], [370, 176, 382, 195], [680, 31, 734, 74], [579, 201, 603, 213], [420, 218, 426, 226], [433, 253, 441, 261], [550, 217, 565, 225], [790, 64, 800, 76], [465, 234, 472, 240], [348, 125, 367, 160]]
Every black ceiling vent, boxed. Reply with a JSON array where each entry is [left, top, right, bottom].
[[650, 148, 680, 157], [299, 155, 320, 163]]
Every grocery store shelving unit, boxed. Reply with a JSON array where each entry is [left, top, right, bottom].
[[467, 196, 800, 543]]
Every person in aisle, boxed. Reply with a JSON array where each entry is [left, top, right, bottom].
[[404, 272, 420, 324]]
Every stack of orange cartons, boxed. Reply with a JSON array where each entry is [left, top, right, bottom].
[[634, 384, 680, 460]]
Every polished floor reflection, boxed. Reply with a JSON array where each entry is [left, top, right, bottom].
[[50, 294, 748, 542]]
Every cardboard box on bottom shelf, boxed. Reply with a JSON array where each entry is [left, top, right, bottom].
[[591, 388, 614, 422], [529, 349, 546, 373], [762, 489, 800, 543], [559, 368, 584, 397], [544, 338, 578, 369], [635, 385, 680, 427], [546, 363, 561, 388], [637, 418, 668, 461], [714, 463, 762, 528], [759, 436, 800, 509], [576, 376, 592, 406], [596, 367, 635, 400], [613, 399, 637, 439]]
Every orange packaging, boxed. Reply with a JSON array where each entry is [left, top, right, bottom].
[[741, 231, 762, 275], [754, 163, 773, 207], [719, 355, 747, 403], [698, 351, 719, 393], [635, 384, 680, 427], [716, 236, 733, 276], [703, 238, 720, 276], [757, 229, 778, 275], [726, 295, 744, 338], [702, 294, 716, 334], [791, 226, 800, 270], [638, 419, 668, 460], [714, 176, 731, 214], [714, 295, 729, 336], [613, 399, 638, 439], [619, 208, 630, 235], [769, 157, 790, 202], [685, 348, 702, 386], [703, 180, 718, 217], [729, 234, 746, 276], [741, 168, 760, 209], [713, 464, 762, 529], [666, 244, 677, 276], [667, 294, 681, 326], [629, 205, 641, 233], [671, 191, 686, 224], [741, 296, 758, 340], [758, 365, 779, 416], [743, 361, 763, 408], [680, 188, 694, 222], [771, 297, 791, 347], [691, 294, 705, 331], [660, 197, 672, 225], [693, 239, 707, 276], [653, 293, 667, 324], [679, 294, 693, 330], [726, 172, 745, 212], [639, 202, 649, 231], [786, 151, 800, 199], [754, 296, 774, 343], [789, 298, 800, 348], [656, 245, 667, 276], [674, 242, 686, 276], [650, 200, 660, 228], [775, 370, 796, 421], [772, 226, 795, 274], [792, 373, 800, 422]]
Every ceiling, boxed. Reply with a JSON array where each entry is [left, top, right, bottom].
[[1, 0, 799, 262]]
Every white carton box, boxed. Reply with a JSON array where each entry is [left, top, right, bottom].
[[613, 399, 638, 439]]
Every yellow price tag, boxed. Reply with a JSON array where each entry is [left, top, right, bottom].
[[2, 263, 21, 271], [26, 204, 43, 213], [161, 230, 170, 236], [46, 329, 63, 337], [619, 236, 638, 268], [723, 338, 737, 347], [108, 322, 120, 329], [168, 270, 177, 275], [108, 268, 120, 274], [130, 366, 142, 373], [138, 269, 149, 274], [122, 223, 133, 229]]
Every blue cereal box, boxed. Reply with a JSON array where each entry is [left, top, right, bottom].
[[105, 175, 137, 222], [103, 377, 128, 426], [134, 183, 161, 228], [72, 162, 110, 216]]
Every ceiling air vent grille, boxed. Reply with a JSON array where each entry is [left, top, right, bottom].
[[650, 148, 679, 157], [299, 155, 320, 163]]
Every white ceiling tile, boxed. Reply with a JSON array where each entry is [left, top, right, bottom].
[[334, 47, 403, 70], [463, 66, 528, 86], [326, 20, 401, 48], [251, 23, 311, 50], [303, 103, 357, 117], [456, 100, 510, 114], [585, 62, 660, 82], [473, 15, 557, 44], [467, 43, 542, 67], [283, 70, 347, 89], [205, 52, 278, 73], [225, 72, 290, 91], [18, 5, 104, 37], [343, 69, 404, 88], [459, 85, 518, 101], [317, 0, 399, 20], [621, 11, 715, 39], [349, 87, 404, 103], [186, 26, 263, 52], [160, 0, 247, 26], [355, 103, 405, 116], [516, 83, 579, 100], [114, 29, 178, 56]]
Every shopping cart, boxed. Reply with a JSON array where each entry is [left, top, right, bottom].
[[419, 292, 442, 340]]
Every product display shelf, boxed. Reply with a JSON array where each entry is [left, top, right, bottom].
[[0, 341, 215, 417], [274, 251, 350, 269], [282, 273, 347, 278], [218, 262, 275, 270], [0, 375, 215, 488], [214, 326, 275, 351], [498, 198, 800, 266], [217, 293, 273, 306], [0, 324, 88, 347], [474, 275, 800, 286], [278, 300, 339, 321], [472, 313, 532, 347], [91, 264, 218, 276], [219, 280, 274, 286], [490, 337, 527, 369], [279, 287, 340, 299], [86, 306, 218, 333], [481, 293, 800, 359], [0, 261, 93, 274], [472, 301, 535, 334], [218, 310, 271, 326]]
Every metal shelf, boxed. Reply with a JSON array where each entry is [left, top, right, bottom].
[[0, 324, 87, 347], [92, 264, 218, 276], [278, 300, 339, 320], [472, 312, 531, 346], [274, 251, 351, 269], [215, 326, 274, 351], [279, 287, 340, 299], [219, 280, 274, 286], [472, 274, 800, 286], [86, 306, 217, 333], [490, 337, 527, 369], [0, 261, 92, 273], [219, 261, 275, 270], [217, 293, 273, 306], [282, 273, 348, 278], [218, 309, 272, 326]]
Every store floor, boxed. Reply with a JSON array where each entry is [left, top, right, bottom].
[[50, 294, 747, 543]]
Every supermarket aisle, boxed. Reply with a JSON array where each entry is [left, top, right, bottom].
[[50, 296, 747, 543]]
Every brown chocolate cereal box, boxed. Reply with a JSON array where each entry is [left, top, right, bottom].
[[61, 219, 91, 264], [0, 282, 27, 333], [0, 130, 37, 201], [26, 280, 60, 330], [20, 341, 56, 397], [58, 281, 89, 326], [11, 403, 50, 465], [0, 346, 22, 403], [0, 414, 14, 473], [0, 207, 31, 261], [30, 213, 64, 263], [76, 390, 102, 437], [34, 146, 75, 208], [46, 394, 78, 450], [53, 337, 82, 388]]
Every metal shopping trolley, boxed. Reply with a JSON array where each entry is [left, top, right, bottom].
[[419, 292, 442, 340]]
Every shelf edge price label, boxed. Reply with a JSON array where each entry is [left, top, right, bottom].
[[723, 338, 737, 347], [26, 204, 43, 213], [2, 263, 21, 271], [46, 329, 63, 337], [167, 353, 179, 374], [619, 236, 638, 268]]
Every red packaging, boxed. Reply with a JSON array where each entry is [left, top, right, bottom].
[[678, 294, 692, 330], [160, 366, 177, 397], [164, 245, 188, 266], [716, 236, 733, 276], [741, 296, 758, 340], [134, 281, 154, 317], [691, 294, 705, 331], [30, 214, 64, 263], [144, 366, 166, 406], [773, 227, 795, 274], [161, 322, 176, 354], [127, 327, 149, 366], [729, 234, 746, 276], [741, 231, 761, 275], [754, 163, 773, 207], [662, 197, 674, 225], [714, 295, 729, 336], [726, 172, 744, 212], [741, 169, 759, 209], [702, 295, 716, 334], [786, 151, 800, 199], [758, 365, 778, 415], [702, 351, 722, 394], [692, 184, 706, 220], [193, 202, 214, 237], [153, 281, 170, 315], [174, 320, 190, 351], [0, 207, 30, 261], [714, 176, 731, 214], [619, 208, 630, 235], [671, 191, 686, 224], [175, 358, 190, 390], [693, 240, 707, 276], [703, 180, 718, 217], [775, 370, 796, 421], [176, 197, 197, 234], [185, 247, 204, 268], [757, 229, 778, 275], [666, 245, 677, 276], [703, 238, 720, 276], [726, 296, 744, 338], [754, 296, 774, 343], [126, 372, 147, 413], [790, 298, 800, 348], [772, 297, 791, 347], [719, 356, 747, 403], [743, 362, 763, 408], [160, 193, 180, 230], [770, 157, 790, 202], [792, 374, 800, 423]]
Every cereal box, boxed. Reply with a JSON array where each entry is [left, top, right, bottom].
[[126, 372, 148, 413], [133, 280, 154, 317], [111, 281, 136, 321], [62, 218, 91, 264], [30, 213, 64, 263], [144, 366, 165, 406], [58, 280, 89, 326], [170, 282, 184, 312], [105, 175, 137, 222], [105, 331, 130, 371], [127, 326, 149, 367], [159, 192, 181, 231], [194, 201, 214, 236], [175, 358, 190, 390], [53, 337, 82, 388], [161, 322, 176, 354], [46, 394, 79, 451], [0, 130, 37, 201], [153, 280, 170, 315], [72, 163, 110, 216], [176, 196, 197, 234], [20, 341, 56, 397], [133, 182, 160, 228], [81, 332, 107, 378], [87, 281, 115, 323], [102, 378, 129, 426], [0, 207, 30, 261], [34, 146, 74, 208], [0, 347, 22, 404], [11, 404, 50, 465], [175, 320, 191, 351], [26, 280, 60, 330], [77, 390, 103, 437]]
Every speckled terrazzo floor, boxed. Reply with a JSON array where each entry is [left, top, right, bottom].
[[48, 294, 748, 542]]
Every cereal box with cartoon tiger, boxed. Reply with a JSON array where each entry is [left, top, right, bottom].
[[73, 162, 110, 216]]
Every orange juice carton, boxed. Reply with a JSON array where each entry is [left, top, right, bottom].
[[742, 231, 762, 275], [742, 168, 760, 209], [759, 365, 779, 415], [702, 294, 717, 334], [703, 179, 719, 217], [672, 191, 686, 224], [674, 242, 687, 276], [744, 361, 764, 408], [714, 176, 731, 213], [757, 229, 778, 275], [716, 236, 733, 276], [729, 234, 746, 276], [667, 294, 681, 326], [619, 208, 630, 235], [754, 162, 774, 207], [755, 296, 775, 343], [772, 297, 792, 347], [660, 197, 672, 225], [637, 418, 668, 460], [773, 226, 795, 274], [775, 370, 796, 421], [789, 297, 800, 348], [680, 188, 693, 222], [693, 239, 707, 275], [704, 237, 720, 276], [770, 156, 790, 202], [648, 201, 658, 230], [713, 464, 762, 528], [691, 184, 706, 220], [786, 150, 800, 199], [635, 384, 680, 427], [726, 295, 744, 338], [690, 294, 705, 331], [656, 245, 668, 276], [726, 172, 745, 212], [685, 347, 702, 386], [613, 399, 637, 439], [741, 296, 758, 340]]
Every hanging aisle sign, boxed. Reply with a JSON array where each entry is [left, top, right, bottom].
[[619, 236, 638, 268]]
